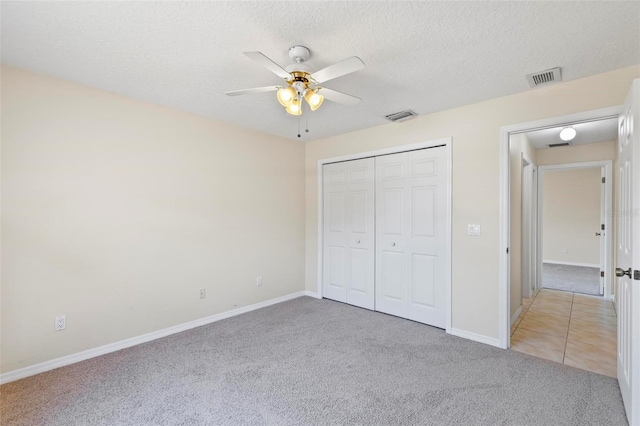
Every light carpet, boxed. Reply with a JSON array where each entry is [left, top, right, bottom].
[[1, 297, 627, 425], [542, 263, 601, 295]]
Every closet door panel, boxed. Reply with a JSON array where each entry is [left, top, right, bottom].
[[375, 147, 447, 328], [345, 158, 375, 309], [406, 148, 447, 327], [375, 153, 409, 317], [323, 163, 348, 302], [323, 158, 375, 309]]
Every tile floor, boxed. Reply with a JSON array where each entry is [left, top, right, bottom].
[[510, 288, 617, 377]]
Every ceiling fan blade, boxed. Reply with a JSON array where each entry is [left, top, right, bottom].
[[225, 86, 280, 96], [319, 88, 361, 106], [310, 56, 365, 83], [243, 51, 291, 80]]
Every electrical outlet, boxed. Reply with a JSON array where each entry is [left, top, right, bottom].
[[55, 315, 66, 331], [199, 288, 206, 299], [257, 276, 263, 287]]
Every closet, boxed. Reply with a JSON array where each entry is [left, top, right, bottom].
[[322, 146, 448, 328]]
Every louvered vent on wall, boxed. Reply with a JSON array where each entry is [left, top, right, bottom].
[[526, 67, 562, 88], [385, 110, 417, 122]]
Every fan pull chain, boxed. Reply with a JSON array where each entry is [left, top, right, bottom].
[[297, 116, 301, 138], [305, 116, 309, 134]]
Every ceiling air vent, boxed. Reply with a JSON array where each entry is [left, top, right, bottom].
[[385, 110, 417, 122], [526, 67, 562, 88], [548, 142, 570, 148]]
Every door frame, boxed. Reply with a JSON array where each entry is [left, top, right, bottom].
[[536, 160, 613, 298], [499, 106, 621, 349], [521, 154, 535, 300], [317, 137, 453, 332]]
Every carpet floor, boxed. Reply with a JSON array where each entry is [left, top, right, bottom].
[[542, 263, 601, 295], [1, 297, 627, 425]]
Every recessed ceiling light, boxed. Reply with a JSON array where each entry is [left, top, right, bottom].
[[559, 127, 576, 141]]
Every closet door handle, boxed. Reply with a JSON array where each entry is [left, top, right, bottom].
[[391, 242, 396, 247], [356, 240, 360, 244]]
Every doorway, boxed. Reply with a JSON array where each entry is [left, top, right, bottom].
[[538, 162, 611, 297], [499, 107, 620, 377]]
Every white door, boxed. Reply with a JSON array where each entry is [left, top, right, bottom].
[[375, 147, 448, 327], [522, 159, 532, 299], [599, 166, 606, 296], [531, 166, 539, 293], [322, 158, 375, 309], [617, 79, 640, 424]]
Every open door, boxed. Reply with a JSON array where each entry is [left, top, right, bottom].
[[521, 156, 538, 299], [617, 78, 640, 425], [599, 166, 606, 296]]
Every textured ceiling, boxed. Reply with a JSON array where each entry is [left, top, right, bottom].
[[2, 1, 639, 142], [525, 118, 618, 150]]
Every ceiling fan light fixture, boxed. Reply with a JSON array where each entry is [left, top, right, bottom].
[[285, 98, 302, 116], [277, 86, 296, 107], [559, 127, 577, 141], [304, 89, 324, 111]]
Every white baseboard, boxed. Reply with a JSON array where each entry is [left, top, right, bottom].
[[448, 328, 502, 348], [0, 291, 310, 385], [511, 305, 523, 326], [304, 290, 321, 299], [543, 260, 600, 268]]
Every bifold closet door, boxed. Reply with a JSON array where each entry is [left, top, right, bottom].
[[322, 158, 375, 309], [375, 147, 447, 328]]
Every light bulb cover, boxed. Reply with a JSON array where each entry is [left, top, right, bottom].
[[285, 99, 302, 116], [277, 86, 296, 107], [559, 127, 576, 141], [304, 89, 324, 111]]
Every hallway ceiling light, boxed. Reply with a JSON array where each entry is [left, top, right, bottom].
[[559, 127, 577, 141]]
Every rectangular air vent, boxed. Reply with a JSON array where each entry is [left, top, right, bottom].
[[385, 110, 417, 122], [526, 67, 562, 88], [548, 142, 570, 148]]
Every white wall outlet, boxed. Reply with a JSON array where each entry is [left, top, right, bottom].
[[563, 248, 568, 253], [54, 315, 66, 331], [199, 288, 206, 299], [467, 224, 481, 236], [256, 276, 263, 287]]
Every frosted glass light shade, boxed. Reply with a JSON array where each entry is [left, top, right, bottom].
[[277, 87, 296, 107], [285, 99, 302, 116], [559, 127, 576, 141], [304, 90, 324, 111]]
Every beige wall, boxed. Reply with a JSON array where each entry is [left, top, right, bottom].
[[536, 140, 616, 165], [542, 168, 602, 265], [1, 66, 305, 374], [305, 66, 639, 341], [509, 134, 536, 318]]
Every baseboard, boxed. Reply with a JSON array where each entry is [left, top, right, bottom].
[[448, 328, 502, 348], [304, 290, 321, 299], [511, 305, 523, 326], [0, 291, 309, 385], [543, 260, 599, 268]]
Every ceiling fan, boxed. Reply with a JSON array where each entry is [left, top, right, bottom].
[[225, 45, 365, 116]]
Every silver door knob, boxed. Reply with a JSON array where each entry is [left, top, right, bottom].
[[356, 240, 360, 244], [595, 232, 601, 236], [616, 267, 632, 278], [391, 242, 396, 246]]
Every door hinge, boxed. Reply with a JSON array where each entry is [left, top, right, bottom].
[[600, 271, 605, 278], [635, 270, 640, 280], [602, 177, 606, 183], [601, 224, 605, 231]]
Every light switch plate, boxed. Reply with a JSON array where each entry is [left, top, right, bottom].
[[468, 224, 481, 236]]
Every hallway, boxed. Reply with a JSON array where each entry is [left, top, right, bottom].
[[511, 288, 616, 377]]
